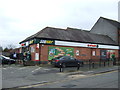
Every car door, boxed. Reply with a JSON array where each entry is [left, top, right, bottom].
[[69, 57, 78, 66], [62, 56, 70, 66]]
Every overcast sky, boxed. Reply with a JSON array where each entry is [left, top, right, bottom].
[[0, 0, 119, 48]]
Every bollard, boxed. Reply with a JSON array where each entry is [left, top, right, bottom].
[[92, 63, 94, 68], [113, 59, 116, 65], [59, 63, 63, 72], [77, 63, 80, 70], [104, 62, 106, 67], [89, 60, 91, 69], [99, 61, 101, 67], [112, 61, 114, 66], [108, 60, 109, 66]]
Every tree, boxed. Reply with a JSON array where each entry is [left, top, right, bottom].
[[3, 47, 10, 52], [7, 44, 16, 49], [2, 44, 16, 52]]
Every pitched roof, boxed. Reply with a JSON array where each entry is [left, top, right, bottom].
[[100, 17, 120, 29], [20, 27, 117, 45]]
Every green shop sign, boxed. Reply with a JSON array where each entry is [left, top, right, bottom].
[[28, 39, 55, 45], [48, 46, 74, 60], [39, 39, 55, 45]]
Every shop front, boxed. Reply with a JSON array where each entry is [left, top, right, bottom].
[[20, 39, 119, 65]]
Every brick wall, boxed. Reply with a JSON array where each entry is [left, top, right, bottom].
[[74, 47, 91, 60], [40, 44, 49, 62], [29, 44, 119, 63]]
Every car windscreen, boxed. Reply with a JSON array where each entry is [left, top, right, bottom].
[[59, 56, 70, 60]]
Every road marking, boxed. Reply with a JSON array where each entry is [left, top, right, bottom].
[[31, 67, 42, 73], [68, 74, 86, 78], [92, 70, 118, 76], [43, 68, 50, 71], [19, 67, 26, 70], [17, 70, 118, 88]]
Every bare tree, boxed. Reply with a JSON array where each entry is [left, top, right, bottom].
[[7, 44, 16, 49]]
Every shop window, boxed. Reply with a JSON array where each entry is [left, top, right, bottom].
[[100, 50, 107, 60], [101, 52, 106, 56], [30, 47, 35, 53], [76, 50, 80, 56], [92, 51, 96, 56]]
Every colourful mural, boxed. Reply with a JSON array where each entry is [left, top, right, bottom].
[[48, 46, 74, 60]]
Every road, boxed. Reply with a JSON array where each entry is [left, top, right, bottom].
[[2, 64, 119, 89], [19, 70, 118, 88]]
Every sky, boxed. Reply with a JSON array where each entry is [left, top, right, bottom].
[[0, 0, 119, 49]]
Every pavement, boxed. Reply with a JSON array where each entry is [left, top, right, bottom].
[[37, 63, 119, 75], [65, 65, 119, 76], [2, 64, 119, 89]]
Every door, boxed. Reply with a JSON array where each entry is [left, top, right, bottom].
[[100, 50, 107, 60], [69, 57, 78, 66], [91, 49, 96, 60]]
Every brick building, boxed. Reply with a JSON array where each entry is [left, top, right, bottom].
[[19, 17, 119, 64], [90, 17, 120, 63]]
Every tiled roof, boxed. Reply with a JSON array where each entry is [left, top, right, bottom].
[[20, 27, 117, 45]]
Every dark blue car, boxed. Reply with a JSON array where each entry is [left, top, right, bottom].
[[51, 56, 84, 67]]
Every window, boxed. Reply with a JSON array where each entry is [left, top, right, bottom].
[[70, 57, 75, 60], [76, 50, 79, 56], [30, 47, 35, 53], [92, 51, 96, 56]]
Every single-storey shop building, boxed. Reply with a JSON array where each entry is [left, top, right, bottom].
[[19, 17, 119, 64]]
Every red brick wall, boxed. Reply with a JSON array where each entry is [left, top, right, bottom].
[[91, 48, 100, 60], [39, 44, 49, 61], [115, 49, 119, 58], [74, 47, 91, 60], [39, 45, 102, 62], [29, 44, 119, 62]]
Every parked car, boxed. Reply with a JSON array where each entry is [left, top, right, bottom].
[[51, 56, 84, 67], [0, 55, 16, 64]]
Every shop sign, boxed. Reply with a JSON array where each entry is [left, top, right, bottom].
[[87, 44, 98, 48], [26, 42, 29, 46], [21, 43, 26, 47], [29, 40, 34, 44], [21, 39, 54, 47], [39, 40, 55, 45], [36, 44, 39, 49]]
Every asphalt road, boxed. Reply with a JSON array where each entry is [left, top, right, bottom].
[[2, 64, 61, 88], [22, 70, 118, 88], [1, 64, 119, 89]]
